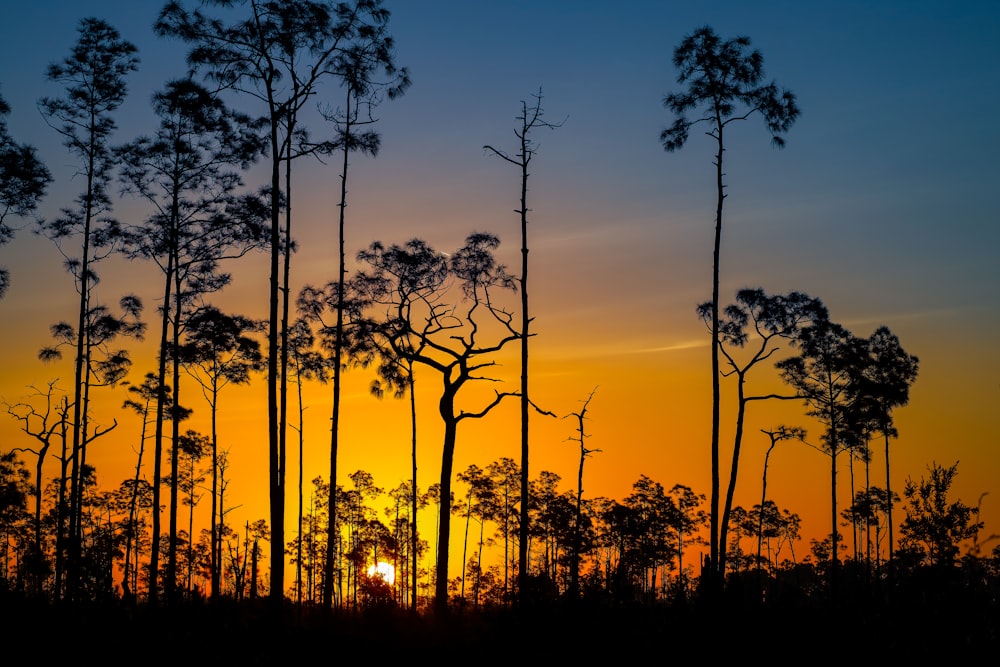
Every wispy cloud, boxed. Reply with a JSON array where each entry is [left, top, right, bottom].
[[622, 340, 708, 355]]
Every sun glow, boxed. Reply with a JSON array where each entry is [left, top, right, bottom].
[[367, 561, 395, 585]]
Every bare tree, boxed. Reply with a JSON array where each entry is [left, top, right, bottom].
[[354, 233, 521, 613], [564, 387, 599, 599], [484, 88, 563, 601]]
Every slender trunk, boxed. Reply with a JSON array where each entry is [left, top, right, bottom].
[[167, 254, 184, 601], [828, 380, 840, 596], [864, 440, 871, 581], [848, 449, 857, 561], [517, 112, 531, 605], [186, 453, 195, 594], [296, 367, 304, 606], [571, 448, 583, 598], [124, 395, 148, 600], [67, 135, 96, 601], [324, 93, 352, 610], [278, 109, 294, 604], [718, 370, 747, 575], [831, 444, 838, 592], [210, 380, 220, 599], [149, 243, 174, 606], [409, 361, 418, 611], [885, 432, 894, 591], [267, 110, 284, 604], [54, 403, 69, 596], [461, 493, 472, 600], [434, 397, 458, 613], [475, 513, 485, 607], [758, 438, 776, 593], [709, 121, 724, 586]]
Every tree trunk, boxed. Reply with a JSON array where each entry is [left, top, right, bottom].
[[708, 120, 724, 587], [434, 414, 458, 613]]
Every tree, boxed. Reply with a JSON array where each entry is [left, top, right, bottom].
[[756, 425, 805, 579], [177, 306, 264, 598], [861, 326, 918, 574], [777, 319, 867, 594], [324, 37, 416, 604], [664, 483, 706, 597], [175, 429, 208, 594], [455, 463, 496, 605], [4, 381, 65, 592], [486, 456, 521, 600], [0, 451, 32, 588], [320, 29, 409, 607], [620, 475, 674, 599], [701, 288, 825, 576], [354, 233, 520, 612], [899, 461, 982, 569], [661, 26, 799, 586], [564, 387, 599, 598], [39, 295, 145, 599], [37, 17, 139, 600], [285, 317, 329, 605], [842, 485, 895, 573], [484, 89, 563, 601], [0, 90, 51, 299], [121, 373, 178, 600], [117, 76, 265, 603], [157, 0, 407, 604]]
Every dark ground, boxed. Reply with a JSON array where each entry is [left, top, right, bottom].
[[3, 594, 997, 664]]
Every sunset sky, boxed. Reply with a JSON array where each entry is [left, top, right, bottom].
[[1, 0, 998, 586]]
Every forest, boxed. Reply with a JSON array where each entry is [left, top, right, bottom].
[[1, 0, 997, 657]]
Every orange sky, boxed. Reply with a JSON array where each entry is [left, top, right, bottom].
[[2, 1, 999, 591]]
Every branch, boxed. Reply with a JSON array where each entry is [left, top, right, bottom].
[[530, 399, 557, 418], [746, 393, 799, 402], [457, 390, 518, 421]]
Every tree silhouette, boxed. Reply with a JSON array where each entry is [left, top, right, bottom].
[[700, 288, 825, 576], [4, 381, 65, 592], [177, 306, 264, 598], [0, 91, 51, 299], [564, 387, 599, 598], [117, 76, 265, 602], [39, 296, 145, 599], [157, 0, 407, 603], [317, 15, 408, 609], [485, 456, 521, 600], [455, 463, 496, 606], [121, 372, 179, 600], [899, 461, 983, 569], [777, 319, 867, 595], [665, 483, 707, 598], [37, 17, 139, 600], [284, 317, 329, 605], [661, 26, 799, 586], [861, 326, 918, 578], [354, 233, 520, 612], [484, 88, 563, 602], [756, 425, 805, 586]]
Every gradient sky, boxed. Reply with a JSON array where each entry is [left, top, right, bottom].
[[1, 0, 998, 578]]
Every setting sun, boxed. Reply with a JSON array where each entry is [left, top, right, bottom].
[[367, 562, 396, 586]]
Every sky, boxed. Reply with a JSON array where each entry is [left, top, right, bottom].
[[1, 0, 999, 585]]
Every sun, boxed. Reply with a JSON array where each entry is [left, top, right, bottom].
[[367, 561, 395, 586]]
